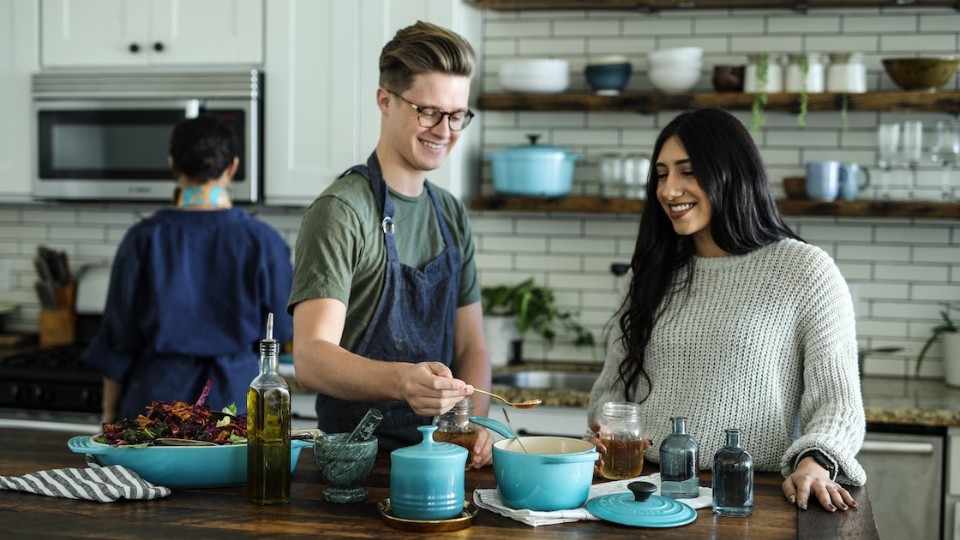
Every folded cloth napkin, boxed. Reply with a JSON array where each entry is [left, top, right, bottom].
[[0, 458, 171, 503], [474, 473, 713, 527]]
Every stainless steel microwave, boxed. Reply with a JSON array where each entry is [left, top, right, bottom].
[[31, 70, 262, 203]]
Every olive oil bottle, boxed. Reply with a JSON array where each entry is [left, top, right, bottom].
[[247, 313, 291, 504]]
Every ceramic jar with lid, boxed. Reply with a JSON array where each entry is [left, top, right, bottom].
[[744, 53, 783, 93], [389, 425, 467, 520], [826, 52, 867, 93], [784, 53, 825, 93]]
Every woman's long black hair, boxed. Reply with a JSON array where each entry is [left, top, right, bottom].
[[617, 108, 802, 402]]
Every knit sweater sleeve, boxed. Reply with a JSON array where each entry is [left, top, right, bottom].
[[779, 247, 866, 485]]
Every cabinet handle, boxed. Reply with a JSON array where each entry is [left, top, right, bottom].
[[860, 440, 935, 455], [153, 42, 164, 52], [128, 43, 140, 53]]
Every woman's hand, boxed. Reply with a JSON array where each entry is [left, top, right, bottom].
[[782, 456, 857, 512]]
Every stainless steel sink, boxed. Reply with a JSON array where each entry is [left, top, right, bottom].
[[491, 370, 599, 393]]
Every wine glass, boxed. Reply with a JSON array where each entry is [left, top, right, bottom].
[[901, 121, 923, 200], [876, 123, 900, 200], [931, 119, 960, 201]]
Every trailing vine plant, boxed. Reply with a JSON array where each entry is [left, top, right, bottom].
[[749, 53, 770, 136], [840, 93, 849, 132]]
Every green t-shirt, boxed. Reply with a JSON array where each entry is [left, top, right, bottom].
[[288, 171, 480, 351]]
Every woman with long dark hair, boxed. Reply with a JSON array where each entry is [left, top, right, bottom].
[[588, 108, 864, 513]]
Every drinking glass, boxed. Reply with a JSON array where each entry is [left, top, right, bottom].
[[876, 123, 900, 200], [931, 119, 960, 201], [901, 121, 923, 200]]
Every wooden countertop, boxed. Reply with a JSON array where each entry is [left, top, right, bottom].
[[0, 427, 878, 538]]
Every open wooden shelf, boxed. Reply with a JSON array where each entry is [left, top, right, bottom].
[[470, 195, 960, 219], [478, 91, 960, 115], [468, 0, 960, 11]]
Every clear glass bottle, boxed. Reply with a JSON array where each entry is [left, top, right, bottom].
[[247, 313, 292, 505], [712, 428, 754, 516], [659, 416, 700, 499], [598, 402, 645, 480], [432, 397, 478, 470]]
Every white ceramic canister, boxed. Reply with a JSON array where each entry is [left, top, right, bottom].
[[784, 53, 824, 93], [826, 52, 867, 93], [744, 54, 783, 93]]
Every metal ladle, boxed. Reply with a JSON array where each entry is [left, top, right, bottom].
[[471, 388, 542, 409]]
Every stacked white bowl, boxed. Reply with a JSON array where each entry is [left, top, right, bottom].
[[647, 47, 703, 93], [499, 58, 570, 93]]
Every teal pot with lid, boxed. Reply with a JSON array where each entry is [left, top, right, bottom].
[[389, 425, 467, 520], [489, 134, 581, 197], [469, 416, 599, 511]]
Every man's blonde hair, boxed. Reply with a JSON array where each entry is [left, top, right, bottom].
[[379, 20, 475, 93]]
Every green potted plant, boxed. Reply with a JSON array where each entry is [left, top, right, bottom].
[[481, 278, 594, 366], [916, 303, 960, 386]]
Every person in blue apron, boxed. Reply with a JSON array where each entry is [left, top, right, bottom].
[[287, 21, 493, 465], [82, 115, 293, 424]]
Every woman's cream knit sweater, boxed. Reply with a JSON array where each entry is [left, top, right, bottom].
[[588, 238, 867, 485]]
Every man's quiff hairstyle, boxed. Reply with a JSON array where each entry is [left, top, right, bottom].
[[379, 20, 476, 93]]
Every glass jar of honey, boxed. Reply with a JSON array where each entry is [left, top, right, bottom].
[[432, 397, 478, 470], [598, 401, 646, 480]]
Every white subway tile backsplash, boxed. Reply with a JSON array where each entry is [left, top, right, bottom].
[[874, 264, 949, 282], [881, 33, 955, 53], [801, 224, 873, 243], [485, 20, 552, 38], [519, 38, 587, 56], [623, 18, 693, 37], [914, 246, 960, 264], [515, 254, 582, 272], [482, 235, 548, 254], [843, 14, 917, 33], [912, 284, 960, 301], [554, 19, 621, 37]]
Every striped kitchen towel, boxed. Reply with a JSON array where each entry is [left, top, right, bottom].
[[0, 459, 171, 503]]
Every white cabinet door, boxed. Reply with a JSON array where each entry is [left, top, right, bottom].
[[0, 0, 38, 200], [41, 0, 262, 67], [263, 0, 481, 206]]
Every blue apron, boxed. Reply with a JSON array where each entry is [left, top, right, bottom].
[[314, 152, 462, 451]]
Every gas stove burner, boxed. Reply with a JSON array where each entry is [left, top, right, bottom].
[[0, 344, 102, 413]]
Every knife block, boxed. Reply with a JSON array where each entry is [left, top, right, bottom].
[[39, 280, 77, 347]]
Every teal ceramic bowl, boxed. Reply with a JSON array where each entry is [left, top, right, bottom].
[[67, 435, 310, 488]]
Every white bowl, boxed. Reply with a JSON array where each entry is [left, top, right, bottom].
[[647, 47, 704, 67], [649, 65, 702, 93], [588, 54, 631, 66], [499, 59, 570, 93]]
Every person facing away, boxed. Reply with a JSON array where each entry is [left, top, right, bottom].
[[587, 108, 865, 513], [82, 114, 293, 424], [288, 20, 494, 464]]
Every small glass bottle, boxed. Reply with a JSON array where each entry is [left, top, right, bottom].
[[712, 428, 754, 516], [432, 397, 478, 470], [247, 313, 292, 505], [659, 416, 700, 499], [598, 402, 645, 480]]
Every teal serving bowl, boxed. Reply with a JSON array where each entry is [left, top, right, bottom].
[[68, 435, 310, 488]]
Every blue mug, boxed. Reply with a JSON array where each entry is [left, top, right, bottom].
[[805, 161, 846, 201], [838, 162, 871, 201]]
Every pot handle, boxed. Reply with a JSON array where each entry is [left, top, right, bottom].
[[541, 451, 599, 464], [468, 416, 515, 439], [67, 435, 111, 455]]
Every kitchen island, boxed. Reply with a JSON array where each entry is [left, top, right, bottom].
[[0, 428, 878, 538]]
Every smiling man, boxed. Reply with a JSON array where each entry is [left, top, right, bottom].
[[287, 21, 493, 464]]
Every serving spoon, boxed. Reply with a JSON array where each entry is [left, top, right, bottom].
[[471, 388, 541, 409]]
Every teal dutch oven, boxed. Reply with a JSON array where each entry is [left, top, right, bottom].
[[470, 416, 599, 511], [488, 134, 582, 197]]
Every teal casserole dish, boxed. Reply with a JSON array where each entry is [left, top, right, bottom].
[[67, 435, 311, 488]]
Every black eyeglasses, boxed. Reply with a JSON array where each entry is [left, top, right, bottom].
[[387, 90, 475, 131]]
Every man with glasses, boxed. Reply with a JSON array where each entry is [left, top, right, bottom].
[[288, 21, 493, 465]]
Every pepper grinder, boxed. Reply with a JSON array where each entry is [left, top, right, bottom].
[[712, 428, 754, 516], [659, 416, 700, 499]]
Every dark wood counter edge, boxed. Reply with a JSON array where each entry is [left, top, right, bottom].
[[470, 196, 960, 219], [469, 0, 957, 12], [477, 90, 960, 114], [0, 428, 879, 539]]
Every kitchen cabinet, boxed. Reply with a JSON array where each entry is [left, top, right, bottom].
[[857, 429, 945, 540], [40, 0, 263, 67], [263, 0, 482, 206], [0, 0, 38, 201]]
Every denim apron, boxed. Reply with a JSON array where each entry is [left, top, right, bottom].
[[314, 152, 462, 451]]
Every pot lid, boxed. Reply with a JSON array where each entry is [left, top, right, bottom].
[[491, 134, 579, 159], [391, 425, 467, 461], [585, 481, 697, 528]]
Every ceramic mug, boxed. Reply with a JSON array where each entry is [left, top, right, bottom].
[[805, 161, 846, 201], [838, 162, 871, 201]]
